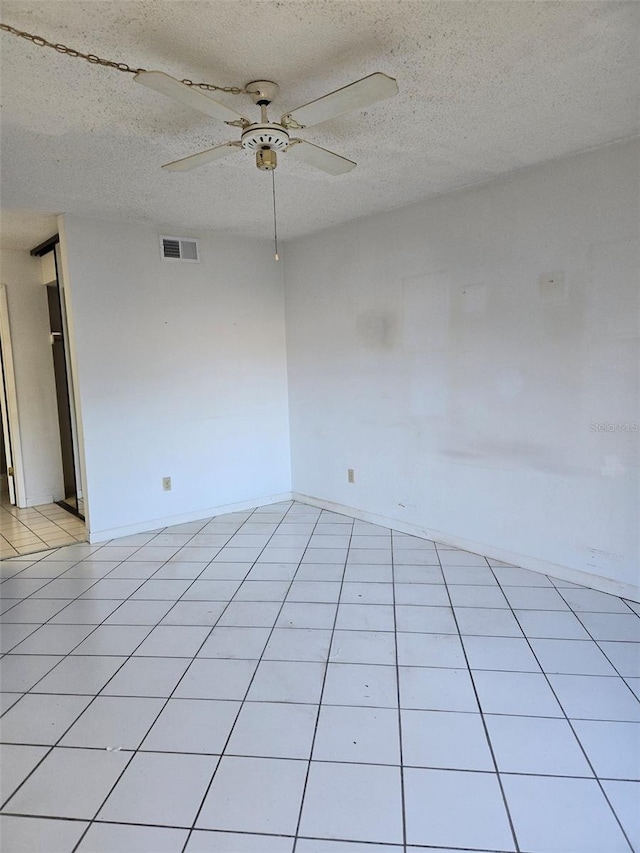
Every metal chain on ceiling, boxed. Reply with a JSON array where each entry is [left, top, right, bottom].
[[0, 22, 252, 95]]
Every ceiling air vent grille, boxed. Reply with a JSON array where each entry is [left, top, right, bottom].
[[160, 236, 200, 263]]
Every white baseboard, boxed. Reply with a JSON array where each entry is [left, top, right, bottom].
[[88, 492, 294, 544], [293, 492, 640, 603], [23, 493, 57, 508]]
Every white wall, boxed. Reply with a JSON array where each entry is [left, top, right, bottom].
[[284, 140, 639, 596], [59, 216, 291, 540], [0, 249, 63, 505]]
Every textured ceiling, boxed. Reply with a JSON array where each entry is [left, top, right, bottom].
[[1, 0, 638, 249]]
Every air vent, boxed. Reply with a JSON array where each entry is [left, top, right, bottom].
[[160, 236, 200, 263]]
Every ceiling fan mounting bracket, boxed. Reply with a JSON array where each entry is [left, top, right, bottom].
[[246, 80, 280, 106]]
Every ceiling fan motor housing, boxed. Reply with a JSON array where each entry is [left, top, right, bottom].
[[241, 124, 289, 152]]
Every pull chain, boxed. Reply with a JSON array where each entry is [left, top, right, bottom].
[[271, 169, 280, 261]]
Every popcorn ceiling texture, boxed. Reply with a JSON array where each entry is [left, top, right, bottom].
[[1, 0, 638, 247]]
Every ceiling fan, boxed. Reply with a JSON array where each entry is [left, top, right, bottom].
[[134, 71, 398, 175]]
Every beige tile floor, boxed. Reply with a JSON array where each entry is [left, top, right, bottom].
[[0, 494, 86, 559]]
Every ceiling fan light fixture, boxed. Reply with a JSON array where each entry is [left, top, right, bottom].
[[257, 149, 277, 171]]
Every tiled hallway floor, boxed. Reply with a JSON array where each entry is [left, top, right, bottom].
[[0, 494, 86, 558], [0, 501, 638, 852]]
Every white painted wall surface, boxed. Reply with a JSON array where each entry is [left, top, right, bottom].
[[0, 249, 64, 504], [285, 140, 639, 594], [59, 217, 291, 540]]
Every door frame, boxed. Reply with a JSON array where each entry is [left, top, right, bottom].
[[0, 283, 26, 506]]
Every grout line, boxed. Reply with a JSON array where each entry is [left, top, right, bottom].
[[182, 502, 329, 853], [437, 549, 522, 853], [390, 529, 408, 853], [290, 508, 354, 853], [489, 564, 637, 853]]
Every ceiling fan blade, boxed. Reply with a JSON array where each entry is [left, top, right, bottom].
[[135, 71, 250, 124], [282, 72, 398, 129], [287, 140, 355, 175], [162, 142, 242, 171]]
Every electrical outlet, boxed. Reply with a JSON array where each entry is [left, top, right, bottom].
[[162, 476, 172, 491], [347, 468, 355, 484]]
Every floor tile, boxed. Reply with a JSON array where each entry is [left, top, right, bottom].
[[196, 755, 307, 834], [49, 599, 124, 624], [72, 625, 151, 655], [277, 602, 337, 629], [130, 578, 194, 599], [288, 581, 342, 603], [10, 623, 95, 655], [226, 701, 317, 759], [549, 673, 640, 721], [2, 746, 130, 818], [437, 551, 489, 567], [492, 565, 553, 586], [186, 830, 294, 852], [142, 698, 241, 753], [323, 662, 398, 708], [572, 719, 640, 779], [463, 635, 542, 672], [601, 779, 640, 850], [264, 628, 332, 662], [396, 632, 465, 668], [448, 584, 509, 608], [98, 751, 217, 827], [100, 655, 191, 697], [329, 630, 396, 665], [60, 695, 164, 748], [394, 605, 456, 634], [219, 601, 282, 627], [401, 709, 493, 770], [577, 612, 640, 642], [198, 562, 252, 580], [454, 606, 523, 637], [561, 587, 634, 613], [501, 586, 570, 611], [76, 822, 189, 852], [0, 816, 88, 852], [133, 625, 210, 657], [0, 598, 71, 623], [334, 603, 394, 631], [161, 600, 226, 626], [486, 713, 593, 776], [514, 608, 591, 639], [299, 762, 403, 844], [175, 658, 258, 700], [32, 655, 126, 695], [343, 564, 393, 583], [393, 565, 443, 583], [0, 693, 91, 745], [245, 562, 298, 580], [0, 624, 38, 653], [394, 583, 449, 606], [103, 600, 174, 624], [404, 767, 514, 849], [502, 773, 629, 852], [0, 655, 64, 692], [181, 580, 242, 601], [234, 580, 290, 601], [399, 667, 479, 712], [246, 660, 325, 703], [530, 637, 619, 675], [198, 626, 271, 659], [313, 705, 400, 765], [0, 744, 48, 804], [340, 582, 394, 606], [599, 641, 640, 677], [472, 669, 565, 717]]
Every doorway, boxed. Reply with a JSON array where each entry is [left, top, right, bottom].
[[38, 240, 84, 519]]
